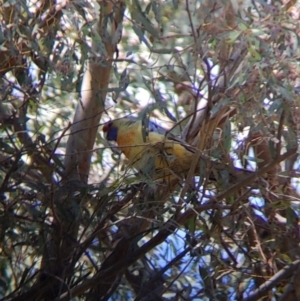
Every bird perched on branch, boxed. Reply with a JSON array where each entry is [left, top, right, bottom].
[[102, 117, 243, 182]]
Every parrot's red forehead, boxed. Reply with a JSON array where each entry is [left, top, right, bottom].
[[102, 122, 113, 132]]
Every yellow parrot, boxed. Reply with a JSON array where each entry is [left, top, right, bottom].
[[102, 117, 235, 181]]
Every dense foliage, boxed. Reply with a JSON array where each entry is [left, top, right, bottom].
[[0, 0, 300, 300]]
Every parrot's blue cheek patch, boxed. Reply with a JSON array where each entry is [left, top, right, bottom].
[[107, 127, 118, 141]]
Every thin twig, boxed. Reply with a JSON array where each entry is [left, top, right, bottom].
[[243, 260, 300, 301], [186, 0, 197, 43]]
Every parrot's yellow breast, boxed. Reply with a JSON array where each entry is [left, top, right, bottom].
[[115, 124, 194, 179]]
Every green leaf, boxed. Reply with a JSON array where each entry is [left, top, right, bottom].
[[111, 22, 123, 44], [286, 207, 297, 227], [145, 2, 152, 14], [223, 118, 231, 153], [152, 0, 161, 26], [243, 155, 264, 163], [227, 31, 241, 43], [185, 216, 196, 236], [132, 11, 159, 39], [248, 44, 262, 61], [132, 24, 152, 49], [278, 86, 294, 101], [268, 99, 283, 113], [210, 98, 230, 117]]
